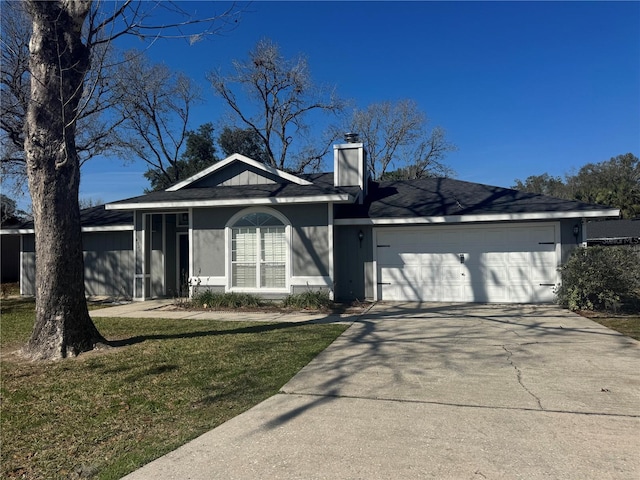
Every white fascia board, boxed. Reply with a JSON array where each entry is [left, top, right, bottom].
[[82, 225, 134, 232], [0, 229, 33, 235], [166, 153, 313, 191], [1, 225, 134, 234], [334, 209, 621, 225], [106, 194, 354, 210]]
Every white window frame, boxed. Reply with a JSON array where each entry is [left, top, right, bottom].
[[225, 207, 291, 293]]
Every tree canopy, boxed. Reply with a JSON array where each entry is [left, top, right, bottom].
[[0, 193, 24, 226], [513, 153, 639, 218], [218, 126, 269, 163], [144, 123, 219, 191]]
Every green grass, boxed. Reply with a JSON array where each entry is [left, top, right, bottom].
[[586, 314, 640, 341], [1, 298, 348, 480]]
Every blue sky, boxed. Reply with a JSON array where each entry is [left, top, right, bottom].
[[74, 1, 639, 205]]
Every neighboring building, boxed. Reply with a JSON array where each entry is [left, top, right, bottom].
[[1, 233, 20, 283], [587, 218, 640, 246], [1, 216, 27, 283], [1, 206, 133, 298], [1, 140, 620, 303]]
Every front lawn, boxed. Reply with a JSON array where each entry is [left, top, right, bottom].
[[579, 311, 640, 341], [0, 298, 348, 479]]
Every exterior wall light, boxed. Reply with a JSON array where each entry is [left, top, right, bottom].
[[573, 225, 580, 237], [358, 230, 364, 246]]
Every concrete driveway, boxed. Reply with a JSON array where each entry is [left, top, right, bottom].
[[123, 303, 639, 480]]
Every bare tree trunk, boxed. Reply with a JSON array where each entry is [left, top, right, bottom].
[[23, 0, 105, 360]]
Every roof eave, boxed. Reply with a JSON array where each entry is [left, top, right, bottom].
[[0, 225, 134, 234], [334, 209, 621, 225], [106, 193, 354, 211]]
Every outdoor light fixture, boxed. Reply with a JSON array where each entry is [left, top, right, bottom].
[[358, 230, 364, 245], [573, 225, 580, 237]]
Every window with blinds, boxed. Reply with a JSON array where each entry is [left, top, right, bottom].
[[231, 213, 287, 289]]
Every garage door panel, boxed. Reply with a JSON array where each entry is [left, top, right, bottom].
[[376, 224, 558, 303], [441, 265, 462, 283], [381, 266, 420, 283], [441, 285, 464, 302], [508, 265, 530, 283], [483, 265, 509, 283], [481, 251, 508, 264]]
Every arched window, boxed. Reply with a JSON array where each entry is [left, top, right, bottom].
[[230, 211, 287, 289]]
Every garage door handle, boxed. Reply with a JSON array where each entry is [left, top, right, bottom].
[[538, 242, 555, 245], [377, 245, 391, 248], [539, 283, 555, 286], [377, 282, 391, 285]]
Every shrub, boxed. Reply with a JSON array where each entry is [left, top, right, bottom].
[[282, 290, 332, 310], [191, 291, 264, 309], [556, 246, 640, 311]]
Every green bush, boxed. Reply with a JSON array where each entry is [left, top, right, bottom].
[[282, 290, 332, 310], [191, 291, 264, 309], [556, 246, 640, 311]]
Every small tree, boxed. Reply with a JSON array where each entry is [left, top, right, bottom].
[[0, 193, 23, 226], [512, 173, 567, 198], [144, 123, 219, 191], [218, 126, 268, 163], [556, 246, 640, 311]]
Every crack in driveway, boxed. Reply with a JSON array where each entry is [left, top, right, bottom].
[[502, 345, 544, 410]]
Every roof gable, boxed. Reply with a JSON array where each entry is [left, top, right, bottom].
[[166, 154, 312, 191]]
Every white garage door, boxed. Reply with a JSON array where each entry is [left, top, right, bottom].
[[376, 223, 559, 303]]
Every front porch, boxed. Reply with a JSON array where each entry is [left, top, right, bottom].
[[133, 211, 190, 301]]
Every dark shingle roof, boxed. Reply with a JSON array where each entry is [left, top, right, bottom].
[[108, 173, 359, 206], [335, 177, 616, 219], [0, 205, 133, 231]]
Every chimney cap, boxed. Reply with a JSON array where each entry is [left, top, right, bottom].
[[344, 132, 360, 143]]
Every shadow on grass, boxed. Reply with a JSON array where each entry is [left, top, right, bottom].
[[108, 318, 345, 348]]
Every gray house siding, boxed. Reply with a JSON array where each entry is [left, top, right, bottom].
[[279, 205, 330, 279], [191, 163, 279, 188], [21, 231, 133, 298], [192, 207, 230, 277], [559, 218, 582, 263], [83, 232, 134, 297], [191, 204, 331, 296], [21, 235, 35, 296]]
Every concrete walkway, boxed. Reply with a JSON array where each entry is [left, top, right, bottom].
[[90, 299, 358, 323], [121, 303, 640, 479]]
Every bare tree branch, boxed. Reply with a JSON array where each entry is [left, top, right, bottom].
[[208, 38, 345, 172], [349, 99, 456, 180], [109, 51, 201, 188]]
